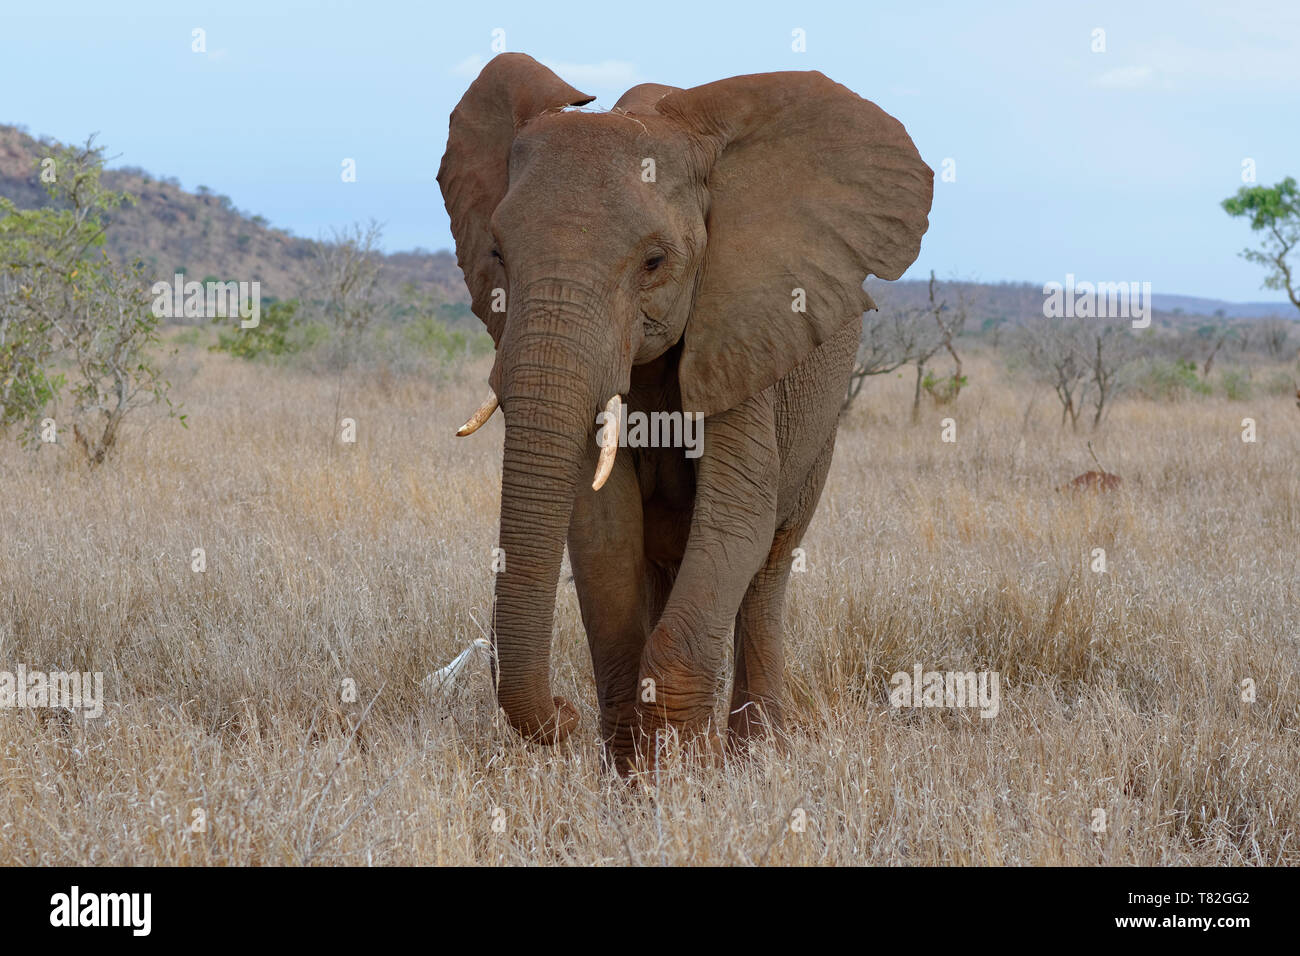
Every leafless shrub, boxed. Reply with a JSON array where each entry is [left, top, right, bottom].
[[310, 220, 384, 343]]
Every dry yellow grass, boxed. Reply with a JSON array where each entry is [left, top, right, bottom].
[[1, 345, 1297, 865]]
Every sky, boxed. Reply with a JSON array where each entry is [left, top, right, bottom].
[[2, 0, 1298, 303]]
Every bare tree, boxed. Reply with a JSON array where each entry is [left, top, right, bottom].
[[309, 221, 384, 452], [1258, 318, 1292, 357], [1020, 318, 1091, 430], [1199, 325, 1230, 379], [907, 324, 943, 423], [843, 271, 969, 419], [920, 271, 968, 408], [1294, 347, 1300, 410], [311, 220, 384, 341], [1081, 323, 1134, 428], [843, 301, 927, 412], [1235, 320, 1254, 354]]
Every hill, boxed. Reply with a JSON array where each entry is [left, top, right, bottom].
[[865, 278, 1296, 331], [0, 124, 467, 306], [3, 123, 1294, 328]]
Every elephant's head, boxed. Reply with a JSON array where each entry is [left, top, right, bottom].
[[437, 53, 932, 744]]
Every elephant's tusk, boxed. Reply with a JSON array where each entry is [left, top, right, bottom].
[[592, 395, 621, 491], [456, 392, 499, 436]]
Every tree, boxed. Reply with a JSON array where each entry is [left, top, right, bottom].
[[0, 135, 180, 463], [311, 220, 384, 342], [842, 271, 969, 419], [1192, 322, 1230, 378], [842, 299, 924, 412], [1080, 323, 1134, 427], [1222, 177, 1300, 313], [919, 271, 968, 409], [1020, 318, 1090, 430], [1021, 316, 1135, 430], [1257, 317, 1292, 357]]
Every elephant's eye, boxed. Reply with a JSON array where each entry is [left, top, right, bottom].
[[490, 248, 504, 265], [643, 254, 665, 273]]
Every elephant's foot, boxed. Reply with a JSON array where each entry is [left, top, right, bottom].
[[628, 626, 723, 772], [725, 695, 786, 758], [596, 708, 641, 776], [626, 722, 724, 778], [505, 695, 581, 745]]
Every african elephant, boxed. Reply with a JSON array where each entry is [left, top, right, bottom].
[[438, 53, 932, 772]]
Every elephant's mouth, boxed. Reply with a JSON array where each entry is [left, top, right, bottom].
[[641, 310, 670, 336]]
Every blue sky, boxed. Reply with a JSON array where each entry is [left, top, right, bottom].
[[3, 0, 1297, 302]]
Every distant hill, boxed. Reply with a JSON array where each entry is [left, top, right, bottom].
[[0, 124, 468, 306], [1147, 293, 1293, 320], [3, 123, 1295, 329], [867, 279, 1296, 329]]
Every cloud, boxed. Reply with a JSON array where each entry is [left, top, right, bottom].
[[1088, 21, 1300, 93], [1091, 65, 1155, 89], [1145, 34, 1300, 88]]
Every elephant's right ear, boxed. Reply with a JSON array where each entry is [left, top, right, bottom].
[[437, 54, 594, 343]]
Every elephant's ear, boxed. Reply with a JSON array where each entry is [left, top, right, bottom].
[[437, 54, 594, 344], [656, 72, 933, 416]]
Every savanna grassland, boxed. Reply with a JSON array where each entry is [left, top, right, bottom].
[[1, 341, 1297, 865]]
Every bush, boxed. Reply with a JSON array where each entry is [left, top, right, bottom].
[[172, 326, 206, 348], [921, 369, 968, 405], [0, 135, 180, 463], [1133, 358, 1212, 401], [403, 313, 493, 364], [1219, 368, 1252, 401], [210, 299, 302, 360]]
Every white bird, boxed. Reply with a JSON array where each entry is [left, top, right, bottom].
[[420, 638, 491, 696]]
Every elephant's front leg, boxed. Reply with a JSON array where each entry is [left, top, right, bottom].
[[728, 434, 837, 746], [635, 392, 779, 762], [568, 441, 652, 773]]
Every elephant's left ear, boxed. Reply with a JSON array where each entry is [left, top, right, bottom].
[[656, 72, 933, 416]]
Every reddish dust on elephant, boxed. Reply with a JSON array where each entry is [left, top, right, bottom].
[[438, 53, 933, 773]]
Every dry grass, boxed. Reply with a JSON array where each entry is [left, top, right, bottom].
[[1, 346, 1297, 865]]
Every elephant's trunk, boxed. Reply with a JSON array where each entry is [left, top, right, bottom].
[[491, 290, 618, 743]]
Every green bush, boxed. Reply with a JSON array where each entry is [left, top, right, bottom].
[[290, 319, 330, 354], [403, 313, 492, 363], [172, 326, 205, 348], [921, 369, 968, 405], [1219, 368, 1252, 401], [1133, 358, 1212, 400], [1, 135, 179, 461], [210, 299, 302, 360]]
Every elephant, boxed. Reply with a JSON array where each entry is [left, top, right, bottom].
[[437, 53, 932, 773]]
